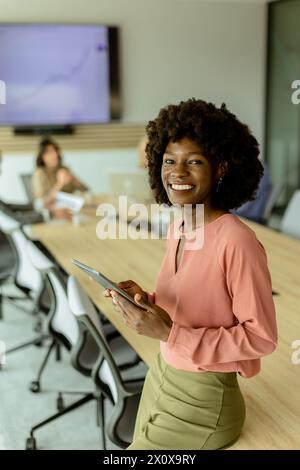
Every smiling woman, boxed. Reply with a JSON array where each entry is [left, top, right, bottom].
[[147, 98, 264, 212], [104, 98, 278, 450], [161, 137, 228, 227]]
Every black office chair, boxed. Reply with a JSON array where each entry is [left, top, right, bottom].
[[25, 240, 78, 393], [0, 210, 43, 305], [20, 174, 35, 204], [25, 274, 147, 450], [67, 276, 146, 449], [0, 230, 16, 320], [0, 198, 43, 225], [0, 211, 50, 356]]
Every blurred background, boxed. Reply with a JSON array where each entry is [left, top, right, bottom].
[[1, 0, 300, 452], [0, 0, 297, 227]]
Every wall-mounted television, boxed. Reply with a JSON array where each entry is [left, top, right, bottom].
[[0, 24, 121, 129]]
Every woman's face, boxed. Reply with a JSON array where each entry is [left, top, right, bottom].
[[161, 137, 218, 207], [42, 145, 60, 169]]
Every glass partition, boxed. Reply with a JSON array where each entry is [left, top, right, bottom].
[[266, 0, 300, 210]]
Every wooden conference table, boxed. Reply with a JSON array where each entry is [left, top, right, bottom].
[[32, 197, 300, 450]]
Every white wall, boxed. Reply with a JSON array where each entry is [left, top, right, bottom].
[[0, 0, 268, 202], [0, 149, 138, 202]]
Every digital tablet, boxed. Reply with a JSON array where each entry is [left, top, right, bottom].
[[71, 259, 147, 310]]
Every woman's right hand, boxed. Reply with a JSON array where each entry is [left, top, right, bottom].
[[103, 280, 147, 302], [50, 207, 73, 221]]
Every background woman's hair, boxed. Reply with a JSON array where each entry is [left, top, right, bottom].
[[146, 98, 263, 210], [36, 137, 62, 168]]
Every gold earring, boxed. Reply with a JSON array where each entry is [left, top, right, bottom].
[[216, 176, 223, 193]]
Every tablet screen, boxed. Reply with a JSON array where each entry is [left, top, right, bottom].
[[71, 259, 147, 310]]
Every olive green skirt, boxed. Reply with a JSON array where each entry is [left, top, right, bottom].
[[128, 353, 246, 450]]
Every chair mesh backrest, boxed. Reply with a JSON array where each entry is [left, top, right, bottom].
[[281, 190, 300, 239], [20, 174, 34, 204], [67, 276, 104, 334], [27, 239, 54, 272], [67, 276, 119, 403], [26, 241, 79, 346], [11, 230, 42, 293], [99, 361, 118, 403], [0, 210, 18, 278], [0, 230, 15, 275], [49, 271, 79, 347], [0, 211, 20, 233]]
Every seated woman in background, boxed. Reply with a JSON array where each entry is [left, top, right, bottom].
[[32, 137, 88, 202], [32, 137, 88, 220]]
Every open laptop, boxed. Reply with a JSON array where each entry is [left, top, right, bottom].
[[107, 169, 154, 204]]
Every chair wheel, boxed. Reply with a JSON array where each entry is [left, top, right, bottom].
[[26, 436, 36, 450], [30, 381, 40, 393], [34, 340, 43, 347], [57, 394, 64, 412]]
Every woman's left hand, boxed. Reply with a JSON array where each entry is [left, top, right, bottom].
[[110, 291, 173, 342]]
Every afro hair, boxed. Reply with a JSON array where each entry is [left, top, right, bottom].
[[145, 98, 263, 210]]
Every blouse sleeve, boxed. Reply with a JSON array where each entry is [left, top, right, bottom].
[[167, 232, 278, 364], [32, 169, 51, 199], [71, 177, 88, 193]]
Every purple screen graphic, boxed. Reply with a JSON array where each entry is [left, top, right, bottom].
[[0, 25, 110, 125]]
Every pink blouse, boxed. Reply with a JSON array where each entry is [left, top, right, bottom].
[[150, 213, 277, 378]]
